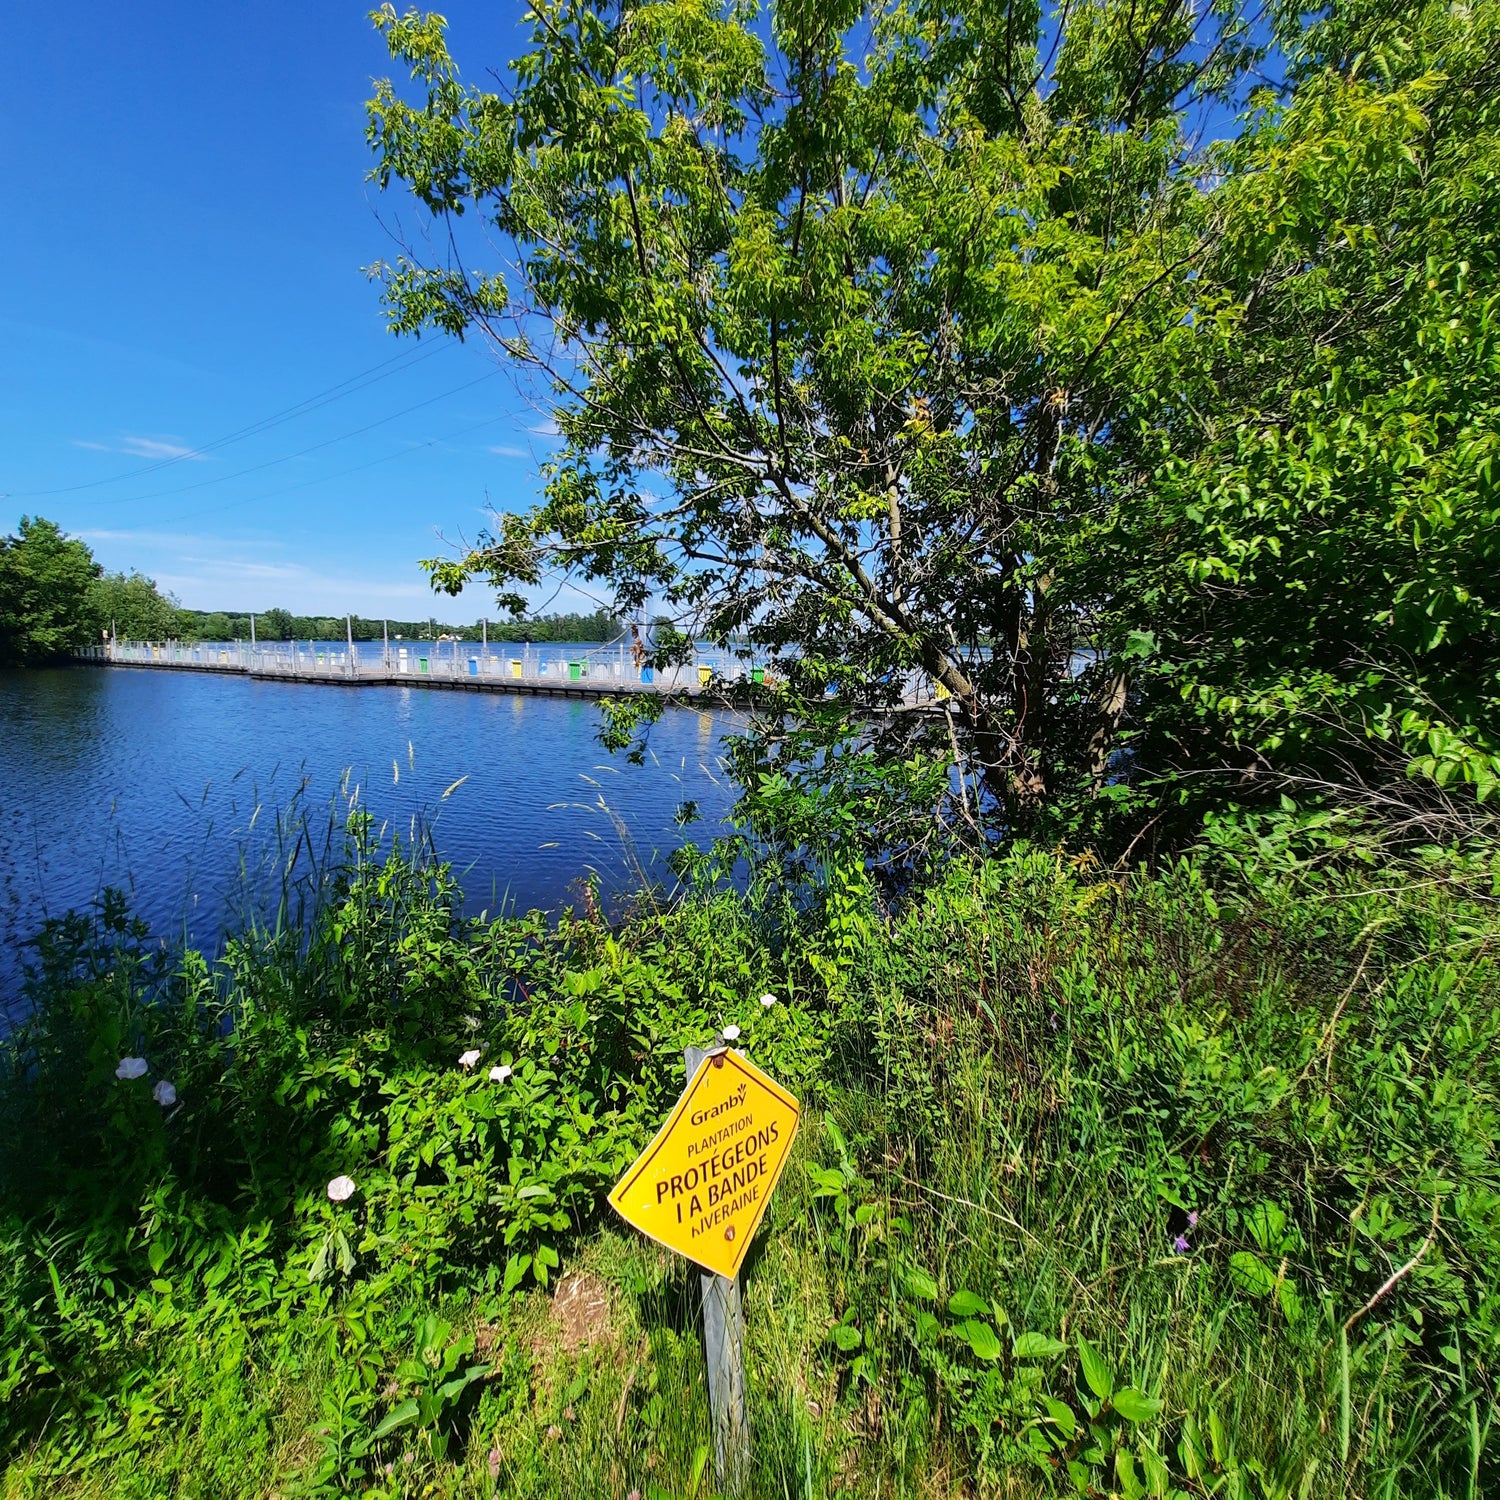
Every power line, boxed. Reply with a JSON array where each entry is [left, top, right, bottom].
[[79, 369, 503, 508], [148, 411, 518, 527], [16, 338, 457, 498]]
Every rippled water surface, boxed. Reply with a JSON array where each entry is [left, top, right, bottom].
[[0, 665, 738, 995]]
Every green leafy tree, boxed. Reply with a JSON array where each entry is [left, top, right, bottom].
[[88, 570, 183, 643], [261, 607, 295, 641], [1072, 0, 1500, 825], [0, 516, 102, 663], [196, 611, 235, 640], [366, 0, 1263, 836], [366, 0, 1500, 848]]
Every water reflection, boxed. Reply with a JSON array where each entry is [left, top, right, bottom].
[[0, 667, 740, 998]]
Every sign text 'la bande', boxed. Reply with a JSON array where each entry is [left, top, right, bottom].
[[608, 1048, 800, 1280]]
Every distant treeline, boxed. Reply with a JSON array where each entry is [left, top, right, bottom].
[[0, 514, 639, 659], [179, 607, 626, 644]]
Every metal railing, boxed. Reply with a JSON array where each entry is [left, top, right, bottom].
[[75, 639, 766, 693]]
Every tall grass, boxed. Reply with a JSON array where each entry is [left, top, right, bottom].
[[0, 822, 1495, 1497]]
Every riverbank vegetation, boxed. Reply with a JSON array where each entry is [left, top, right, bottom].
[[2, 813, 1496, 1497], [4, 0, 1499, 1492]]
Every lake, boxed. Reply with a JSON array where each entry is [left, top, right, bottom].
[[0, 663, 740, 1000]]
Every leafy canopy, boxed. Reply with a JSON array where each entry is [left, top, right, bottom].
[[0, 517, 103, 663], [366, 0, 1500, 850]]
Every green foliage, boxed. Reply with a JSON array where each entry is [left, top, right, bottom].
[[1073, 0, 1500, 832], [0, 515, 101, 662], [362, 0, 1264, 833], [364, 0, 1500, 852], [367, 1315, 488, 1461], [88, 569, 183, 643], [2, 824, 1497, 1494]]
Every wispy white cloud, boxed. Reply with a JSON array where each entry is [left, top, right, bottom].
[[72, 435, 206, 461], [525, 418, 561, 438], [172, 555, 430, 597], [81, 527, 273, 550], [83, 526, 452, 615], [487, 444, 530, 458]]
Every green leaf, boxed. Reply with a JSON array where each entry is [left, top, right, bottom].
[[371, 1397, 421, 1441], [830, 1324, 862, 1352], [1138, 1437, 1170, 1497], [1112, 1387, 1163, 1423], [906, 1308, 941, 1344], [307, 1238, 330, 1285], [1013, 1332, 1067, 1358], [904, 1266, 940, 1301], [502, 1253, 531, 1294], [1078, 1336, 1114, 1400], [1277, 1276, 1303, 1324], [1228, 1250, 1277, 1297], [1043, 1396, 1077, 1439], [947, 1289, 990, 1318], [435, 1366, 489, 1405], [962, 1320, 1003, 1361]]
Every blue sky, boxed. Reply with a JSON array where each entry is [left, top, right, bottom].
[[1, 1, 567, 619]]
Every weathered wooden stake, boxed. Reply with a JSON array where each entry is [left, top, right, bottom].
[[685, 1042, 751, 1493]]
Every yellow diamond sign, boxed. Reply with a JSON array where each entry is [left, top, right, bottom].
[[608, 1048, 800, 1280]]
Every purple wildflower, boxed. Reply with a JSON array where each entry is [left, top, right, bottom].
[[1187, 1211, 1199, 1228], [1172, 1234, 1191, 1254]]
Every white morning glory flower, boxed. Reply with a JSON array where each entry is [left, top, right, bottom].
[[459, 1049, 482, 1069], [489, 1064, 513, 1083], [152, 1080, 177, 1107], [759, 993, 777, 1008], [721, 1024, 741, 1042], [115, 1057, 148, 1080], [326, 1175, 356, 1202]]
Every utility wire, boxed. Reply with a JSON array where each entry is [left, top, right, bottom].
[[150, 411, 517, 527], [16, 339, 457, 498], [79, 369, 503, 508]]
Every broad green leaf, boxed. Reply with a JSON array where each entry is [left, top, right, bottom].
[[830, 1324, 862, 1352], [962, 1320, 1003, 1361], [1228, 1250, 1278, 1297], [904, 1266, 940, 1301], [947, 1289, 990, 1318], [1112, 1387, 1164, 1423], [1078, 1336, 1114, 1400], [371, 1397, 421, 1441], [1013, 1332, 1067, 1358], [1043, 1396, 1077, 1439]]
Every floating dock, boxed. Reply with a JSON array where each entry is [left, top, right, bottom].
[[74, 642, 736, 702], [73, 644, 951, 713]]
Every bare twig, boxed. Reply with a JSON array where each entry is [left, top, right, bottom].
[[1342, 1196, 1442, 1336]]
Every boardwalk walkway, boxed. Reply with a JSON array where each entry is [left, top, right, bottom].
[[73, 642, 952, 712], [74, 641, 747, 702]]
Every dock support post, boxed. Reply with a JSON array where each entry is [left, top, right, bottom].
[[684, 1043, 751, 1495]]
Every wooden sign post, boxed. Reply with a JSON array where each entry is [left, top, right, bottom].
[[608, 1036, 800, 1493]]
